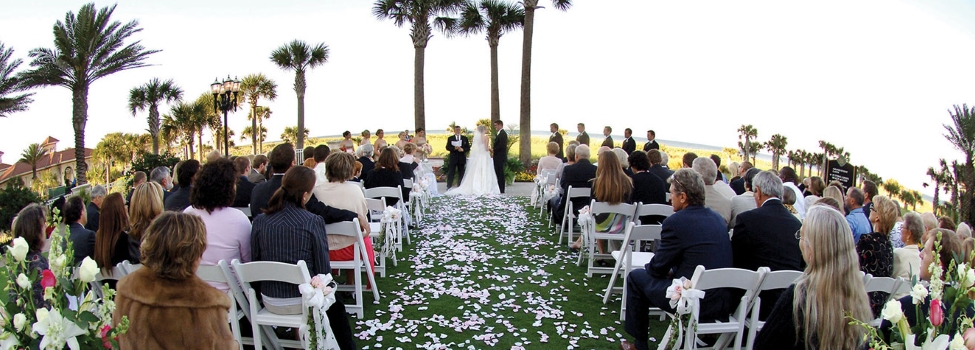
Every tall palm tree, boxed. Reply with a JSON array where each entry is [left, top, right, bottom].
[[764, 133, 787, 170], [518, 0, 571, 165], [270, 40, 328, 149], [18, 143, 48, 180], [943, 104, 975, 224], [240, 74, 277, 154], [249, 106, 272, 152], [166, 101, 207, 161], [241, 125, 267, 148], [281, 126, 310, 145], [373, 0, 466, 133], [19, 3, 158, 185], [193, 93, 222, 158], [0, 42, 34, 118], [737, 124, 758, 163], [128, 78, 182, 154], [454, 0, 524, 124]]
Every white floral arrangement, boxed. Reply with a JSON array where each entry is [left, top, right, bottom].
[[657, 277, 704, 350], [542, 184, 559, 203], [0, 210, 128, 350], [298, 274, 338, 350]]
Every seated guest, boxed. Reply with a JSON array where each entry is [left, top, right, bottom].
[[958, 222, 973, 239], [729, 168, 760, 230], [563, 141, 579, 168], [125, 171, 146, 204], [711, 157, 736, 199], [803, 176, 825, 209], [250, 166, 357, 349], [251, 143, 295, 214], [302, 157, 317, 169], [779, 167, 806, 219], [940, 216, 957, 231], [150, 166, 175, 202], [313, 145, 330, 185], [692, 157, 732, 224], [646, 150, 673, 188], [85, 185, 107, 232], [365, 148, 407, 206], [892, 212, 923, 299], [727, 161, 741, 184], [551, 145, 596, 225], [660, 152, 671, 169], [357, 143, 376, 178], [313, 152, 376, 280], [858, 195, 897, 317], [822, 185, 845, 209], [682, 152, 697, 168], [754, 205, 872, 349], [710, 154, 728, 184], [249, 155, 269, 183], [94, 193, 140, 288], [390, 146, 415, 184], [165, 160, 201, 212], [400, 143, 418, 169], [569, 151, 633, 252], [781, 188, 801, 221], [814, 197, 843, 212], [612, 148, 633, 176], [11, 204, 50, 308], [845, 187, 872, 242], [63, 195, 96, 265], [729, 161, 752, 195], [114, 212, 237, 349], [232, 156, 256, 208], [620, 169, 732, 350], [537, 142, 564, 177], [184, 159, 252, 292], [731, 170, 803, 320], [350, 161, 363, 182], [129, 182, 164, 257], [627, 151, 666, 224], [303, 146, 315, 163]]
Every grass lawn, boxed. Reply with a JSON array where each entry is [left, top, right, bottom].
[[353, 195, 668, 349]]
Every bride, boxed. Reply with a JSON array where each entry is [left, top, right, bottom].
[[445, 125, 500, 196]]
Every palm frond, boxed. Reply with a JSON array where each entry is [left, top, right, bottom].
[[0, 42, 34, 117], [550, 0, 572, 11]]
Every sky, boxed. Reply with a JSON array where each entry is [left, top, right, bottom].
[[2, 0, 975, 196]]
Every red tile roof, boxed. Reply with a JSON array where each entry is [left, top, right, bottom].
[[0, 148, 93, 184]]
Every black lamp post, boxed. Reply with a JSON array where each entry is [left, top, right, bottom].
[[211, 75, 241, 157]]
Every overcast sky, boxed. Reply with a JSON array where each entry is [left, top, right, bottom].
[[2, 0, 974, 195]]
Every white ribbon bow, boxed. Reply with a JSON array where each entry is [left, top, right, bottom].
[[298, 274, 337, 350], [657, 278, 706, 350]]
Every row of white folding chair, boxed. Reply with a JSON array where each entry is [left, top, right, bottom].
[[325, 218, 379, 318], [365, 198, 395, 277], [579, 200, 638, 277], [604, 222, 666, 322], [684, 265, 768, 350], [536, 170, 557, 217], [556, 186, 590, 246], [196, 261, 247, 350], [862, 274, 909, 328], [739, 269, 804, 350], [364, 186, 411, 248]]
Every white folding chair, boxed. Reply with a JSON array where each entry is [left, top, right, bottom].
[[743, 269, 802, 350], [863, 275, 898, 327], [684, 265, 766, 350], [581, 200, 637, 277], [365, 197, 396, 277], [634, 203, 674, 224], [536, 170, 556, 214], [325, 218, 379, 317], [232, 206, 252, 218], [364, 186, 411, 248], [197, 261, 244, 350], [222, 261, 283, 350], [232, 260, 337, 350], [603, 222, 660, 307], [89, 261, 130, 299], [557, 186, 591, 246]]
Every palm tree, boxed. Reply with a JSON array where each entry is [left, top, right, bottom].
[[883, 179, 902, 199], [241, 125, 268, 147], [518, 0, 571, 165], [373, 0, 466, 133], [240, 74, 277, 154], [19, 3, 158, 185], [281, 126, 310, 145], [166, 101, 208, 161], [248, 106, 272, 153], [764, 133, 787, 170], [0, 42, 33, 118], [18, 143, 48, 180], [943, 104, 975, 224], [129, 78, 183, 154], [737, 124, 758, 163], [454, 0, 524, 124], [270, 40, 328, 149], [193, 94, 222, 158]]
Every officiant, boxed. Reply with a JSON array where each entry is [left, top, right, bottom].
[[445, 125, 470, 188]]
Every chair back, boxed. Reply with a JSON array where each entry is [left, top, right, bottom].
[[404, 178, 414, 189], [325, 218, 363, 238], [364, 186, 403, 206], [566, 186, 590, 199], [232, 206, 251, 218], [864, 276, 898, 294], [758, 269, 803, 291], [365, 198, 385, 222], [634, 203, 673, 218], [196, 263, 228, 283], [590, 201, 638, 218], [690, 265, 765, 293], [628, 223, 662, 243], [233, 260, 311, 286]]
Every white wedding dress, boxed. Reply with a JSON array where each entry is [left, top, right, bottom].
[[445, 129, 501, 196]]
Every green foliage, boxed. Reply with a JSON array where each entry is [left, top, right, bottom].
[[504, 157, 523, 185], [0, 181, 42, 231], [130, 151, 180, 176]]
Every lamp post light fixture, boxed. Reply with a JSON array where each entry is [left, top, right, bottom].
[[211, 75, 241, 157]]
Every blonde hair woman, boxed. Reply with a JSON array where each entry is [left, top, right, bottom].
[[128, 182, 164, 247], [857, 195, 896, 316], [754, 205, 872, 349], [569, 151, 633, 252], [822, 185, 844, 207]]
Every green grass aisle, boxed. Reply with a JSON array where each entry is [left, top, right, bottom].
[[354, 195, 668, 349]]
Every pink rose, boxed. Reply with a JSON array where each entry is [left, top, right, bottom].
[[40, 269, 56, 289], [930, 299, 944, 327], [963, 327, 975, 349]]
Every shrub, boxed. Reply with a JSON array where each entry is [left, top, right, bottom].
[[130, 151, 180, 176], [0, 181, 42, 232]]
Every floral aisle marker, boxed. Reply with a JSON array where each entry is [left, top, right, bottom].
[[0, 209, 127, 349], [353, 195, 669, 349]]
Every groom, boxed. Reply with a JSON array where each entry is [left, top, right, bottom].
[[492, 120, 508, 194], [445, 125, 470, 188]]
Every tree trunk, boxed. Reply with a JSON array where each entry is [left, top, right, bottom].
[[198, 132, 204, 161], [933, 179, 941, 213], [772, 151, 779, 170], [414, 46, 426, 132], [489, 36, 501, 125], [149, 105, 160, 154], [73, 85, 90, 185], [964, 159, 975, 226], [519, 1, 537, 166], [251, 103, 258, 155], [296, 71, 307, 149]]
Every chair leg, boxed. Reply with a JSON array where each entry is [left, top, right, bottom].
[[603, 251, 625, 304]]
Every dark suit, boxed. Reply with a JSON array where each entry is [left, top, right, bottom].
[[445, 134, 470, 188], [549, 132, 564, 160], [552, 159, 597, 224], [494, 130, 508, 193], [233, 176, 256, 209], [84, 202, 100, 232], [67, 222, 95, 265], [621, 137, 636, 155], [357, 157, 375, 179], [730, 177, 746, 195], [601, 135, 615, 149], [643, 140, 660, 151], [163, 186, 192, 212], [250, 174, 284, 215], [398, 162, 415, 182], [648, 164, 674, 185], [576, 131, 590, 146], [625, 205, 733, 344], [731, 198, 803, 320], [248, 168, 266, 183], [364, 168, 405, 206], [630, 171, 667, 223]]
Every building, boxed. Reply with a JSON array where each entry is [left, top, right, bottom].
[[0, 137, 94, 188]]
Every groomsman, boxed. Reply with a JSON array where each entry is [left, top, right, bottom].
[[621, 128, 636, 155], [644, 130, 660, 151], [445, 125, 470, 188], [601, 126, 615, 148], [549, 123, 564, 161], [493, 120, 508, 193], [576, 123, 590, 146]]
